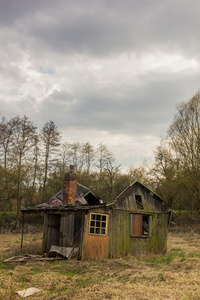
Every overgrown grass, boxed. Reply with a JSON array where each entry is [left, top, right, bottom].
[[1, 231, 200, 299], [0, 211, 17, 215], [144, 247, 187, 264]]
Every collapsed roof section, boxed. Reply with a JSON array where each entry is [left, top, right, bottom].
[[36, 183, 102, 209]]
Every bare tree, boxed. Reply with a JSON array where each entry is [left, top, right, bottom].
[[82, 142, 95, 174], [149, 141, 180, 208], [10, 116, 38, 226], [62, 142, 85, 172], [32, 136, 40, 191], [0, 117, 14, 210], [96, 143, 112, 174], [41, 121, 61, 199], [68, 142, 82, 170], [95, 143, 113, 196], [168, 92, 200, 214], [104, 155, 121, 201]]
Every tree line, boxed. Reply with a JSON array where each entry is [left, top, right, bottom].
[[0, 115, 148, 226], [151, 92, 200, 216], [1, 91, 200, 223]]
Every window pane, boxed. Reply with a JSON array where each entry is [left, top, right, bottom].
[[96, 221, 100, 228], [90, 228, 94, 233], [89, 214, 107, 235], [142, 215, 149, 236], [90, 221, 95, 227], [95, 228, 100, 234]]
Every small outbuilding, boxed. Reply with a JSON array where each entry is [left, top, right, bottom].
[[22, 166, 170, 259]]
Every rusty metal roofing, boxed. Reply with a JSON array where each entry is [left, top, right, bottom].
[[22, 183, 103, 212], [47, 183, 90, 205]]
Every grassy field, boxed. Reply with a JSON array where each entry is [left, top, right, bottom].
[[1, 231, 200, 299]]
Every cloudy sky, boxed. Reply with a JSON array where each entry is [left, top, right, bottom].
[[1, 0, 200, 169]]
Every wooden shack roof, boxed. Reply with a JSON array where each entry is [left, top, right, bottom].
[[114, 180, 163, 202], [21, 183, 103, 213], [21, 203, 107, 214]]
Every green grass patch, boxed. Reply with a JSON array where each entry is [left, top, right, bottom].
[[144, 247, 200, 265], [145, 250, 186, 264], [100, 276, 110, 282], [0, 211, 17, 215], [117, 274, 131, 282], [0, 261, 16, 271], [29, 269, 43, 275], [170, 247, 182, 252], [188, 252, 200, 258], [61, 271, 80, 277], [75, 278, 87, 285]]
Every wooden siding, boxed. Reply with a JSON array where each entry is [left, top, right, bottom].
[[73, 211, 85, 247], [43, 211, 85, 255], [108, 209, 168, 257], [60, 213, 74, 247], [114, 182, 166, 212], [43, 213, 61, 253], [82, 209, 109, 259]]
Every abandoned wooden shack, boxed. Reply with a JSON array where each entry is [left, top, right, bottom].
[[21, 166, 170, 259]]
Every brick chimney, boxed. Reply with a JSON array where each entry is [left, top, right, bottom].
[[63, 165, 77, 204]]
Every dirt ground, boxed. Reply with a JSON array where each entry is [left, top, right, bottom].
[[1, 231, 200, 299]]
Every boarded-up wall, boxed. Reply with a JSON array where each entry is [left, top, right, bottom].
[[108, 209, 168, 257], [43, 213, 60, 253]]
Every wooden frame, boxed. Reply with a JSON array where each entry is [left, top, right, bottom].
[[88, 213, 108, 236], [130, 214, 152, 237]]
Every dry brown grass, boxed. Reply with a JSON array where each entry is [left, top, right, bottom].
[[0, 233, 43, 259], [1, 231, 200, 299]]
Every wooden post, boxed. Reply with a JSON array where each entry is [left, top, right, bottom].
[[1, 213, 5, 234], [21, 213, 24, 253]]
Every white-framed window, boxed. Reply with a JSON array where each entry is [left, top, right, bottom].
[[130, 214, 152, 237], [89, 213, 108, 236]]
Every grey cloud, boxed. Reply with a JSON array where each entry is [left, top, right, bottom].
[[1, 0, 200, 57], [1, 0, 200, 167], [1, 66, 199, 141], [34, 69, 200, 138], [33, 2, 200, 57]]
